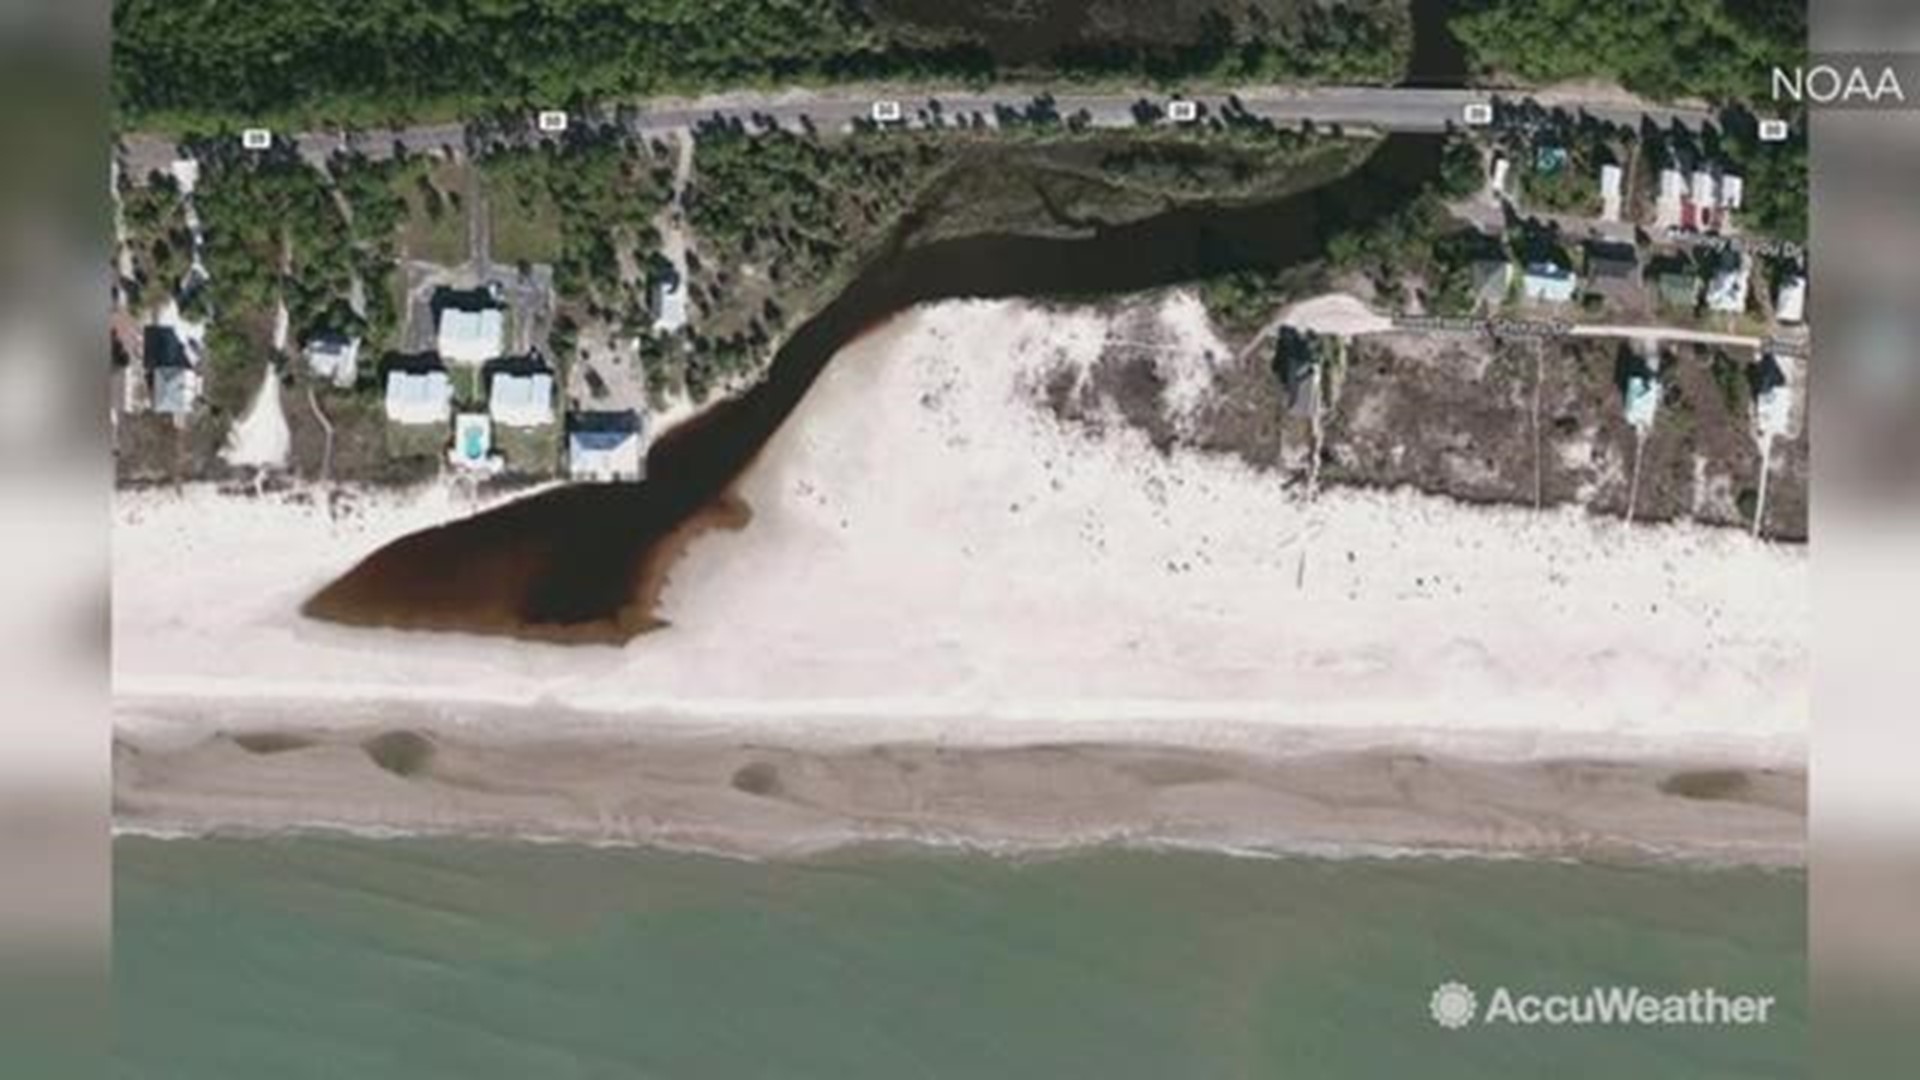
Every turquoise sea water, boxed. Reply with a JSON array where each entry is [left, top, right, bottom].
[[114, 837, 1803, 1078]]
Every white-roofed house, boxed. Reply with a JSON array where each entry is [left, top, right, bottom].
[[1775, 274, 1807, 324], [1655, 168, 1686, 229], [651, 263, 690, 334], [304, 335, 361, 388], [1599, 163, 1624, 222], [488, 369, 555, 427], [1706, 250, 1751, 314], [436, 306, 505, 365], [1753, 353, 1795, 438], [568, 411, 646, 481], [384, 369, 452, 424], [1720, 174, 1744, 211], [1521, 261, 1578, 304]]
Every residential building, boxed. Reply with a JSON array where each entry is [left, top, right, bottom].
[[1621, 342, 1661, 431], [1706, 250, 1751, 314], [488, 369, 555, 426], [304, 335, 360, 389], [568, 411, 646, 481], [1521, 261, 1578, 304], [651, 265, 690, 334], [1753, 353, 1794, 438], [384, 369, 452, 424], [1624, 371, 1660, 430], [1720, 174, 1745, 212], [1775, 274, 1807, 324], [150, 365, 200, 416], [1599, 163, 1624, 222], [436, 305, 505, 364], [144, 325, 197, 416], [1690, 170, 1719, 230], [1655, 168, 1687, 229]]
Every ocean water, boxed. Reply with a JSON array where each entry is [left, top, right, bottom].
[[114, 837, 1803, 1078]]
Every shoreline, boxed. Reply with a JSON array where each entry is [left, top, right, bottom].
[[113, 297, 1808, 869], [114, 700, 1805, 868]]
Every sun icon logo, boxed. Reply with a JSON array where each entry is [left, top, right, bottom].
[[1429, 981, 1478, 1030]]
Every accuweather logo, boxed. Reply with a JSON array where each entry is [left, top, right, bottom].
[[1427, 981, 1776, 1030]]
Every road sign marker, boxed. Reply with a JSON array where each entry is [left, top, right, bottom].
[[537, 110, 569, 133], [1462, 103, 1493, 126], [1167, 99, 1199, 123], [1758, 118, 1789, 142], [240, 128, 271, 150], [871, 99, 903, 123]]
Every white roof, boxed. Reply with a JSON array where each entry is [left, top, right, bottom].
[[652, 277, 689, 333], [569, 428, 643, 481], [384, 370, 451, 424], [1659, 169, 1686, 198], [304, 336, 361, 387], [436, 307, 505, 364], [1522, 262, 1578, 303], [1775, 275, 1806, 323], [1706, 256, 1750, 313], [1624, 374, 1660, 429], [1720, 174, 1744, 210], [1490, 157, 1510, 196], [1599, 164, 1624, 222], [488, 371, 554, 426], [151, 365, 200, 415]]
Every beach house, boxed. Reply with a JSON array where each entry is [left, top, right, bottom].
[[1753, 353, 1794, 438], [568, 411, 646, 481], [488, 369, 555, 427], [384, 369, 452, 424], [651, 264, 690, 334], [1706, 251, 1751, 314], [1625, 371, 1661, 430], [436, 302, 505, 365], [1521, 261, 1578, 304], [304, 335, 360, 389], [1599, 163, 1624, 223], [1775, 274, 1807, 324]]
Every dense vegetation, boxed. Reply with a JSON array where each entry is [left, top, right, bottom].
[[1450, 0, 1805, 102], [113, 0, 1408, 127], [119, 143, 411, 418]]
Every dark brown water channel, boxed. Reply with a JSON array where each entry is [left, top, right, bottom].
[[302, 131, 1445, 643]]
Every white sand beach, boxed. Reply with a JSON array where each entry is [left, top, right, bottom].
[[113, 296, 1808, 854]]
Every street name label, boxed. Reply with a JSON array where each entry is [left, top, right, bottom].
[[1462, 103, 1493, 126], [537, 110, 569, 133], [240, 128, 271, 150], [1167, 100, 1199, 123], [871, 100, 903, 123]]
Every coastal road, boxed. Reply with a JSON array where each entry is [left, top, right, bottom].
[[116, 85, 1716, 178]]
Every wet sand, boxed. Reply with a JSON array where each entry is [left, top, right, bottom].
[[113, 699, 1804, 865]]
